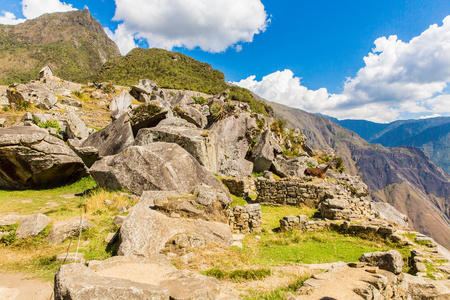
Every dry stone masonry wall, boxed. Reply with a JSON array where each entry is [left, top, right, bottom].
[[227, 204, 262, 234]]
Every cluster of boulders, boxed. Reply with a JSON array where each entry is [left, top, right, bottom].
[[0, 213, 93, 245]]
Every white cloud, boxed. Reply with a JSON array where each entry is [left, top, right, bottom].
[[419, 114, 442, 119], [0, 0, 77, 25], [235, 16, 450, 122], [0, 11, 26, 25], [110, 0, 269, 53], [104, 24, 137, 55], [22, 0, 77, 19]]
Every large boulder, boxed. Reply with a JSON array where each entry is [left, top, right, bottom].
[[271, 156, 313, 178], [135, 117, 219, 173], [65, 112, 89, 141], [89, 143, 227, 196], [109, 90, 133, 112], [7, 82, 57, 109], [174, 104, 207, 128], [55, 255, 238, 300], [359, 250, 404, 275], [79, 114, 134, 163], [118, 203, 232, 256], [251, 130, 275, 173], [143, 184, 231, 222], [0, 126, 87, 190], [54, 263, 169, 300], [209, 114, 256, 177], [371, 202, 409, 228], [128, 102, 170, 135]]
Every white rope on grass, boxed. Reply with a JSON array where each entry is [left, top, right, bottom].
[[75, 181, 88, 263]]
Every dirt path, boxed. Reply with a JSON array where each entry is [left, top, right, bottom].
[[0, 272, 53, 300]]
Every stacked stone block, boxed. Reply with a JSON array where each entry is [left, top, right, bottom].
[[228, 204, 262, 233], [222, 178, 256, 197], [319, 195, 375, 221], [255, 178, 328, 207]]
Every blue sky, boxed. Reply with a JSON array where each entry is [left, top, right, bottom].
[[1, 0, 450, 122]]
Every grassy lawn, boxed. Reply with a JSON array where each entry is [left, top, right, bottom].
[[0, 177, 134, 281]]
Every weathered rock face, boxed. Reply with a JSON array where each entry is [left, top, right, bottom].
[[372, 201, 409, 228], [271, 156, 314, 178], [90, 143, 227, 196], [251, 130, 275, 173], [15, 213, 50, 239], [7, 82, 57, 110], [0, 126, 87, 190], [109, 90, 133, 112], [134, 117, 219, 173], [80, 114, 134, 161], [174, 104, 208, 128], [118, 204, 232, 257], [144, 184, 231, 223], [65, 112, 89, 141], [128, 102, 169, 135], [54, 263, 169, 300], [48, 217, 94, 244], [55, 255, 238, 300], [209, 114, 256, 177], [359, 250, 404, 275]]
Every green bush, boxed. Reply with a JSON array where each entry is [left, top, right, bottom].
[[192, 96, 207, 105], [14, 99, 31, 111]]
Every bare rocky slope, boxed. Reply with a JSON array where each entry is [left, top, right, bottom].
[[265, 99, 450, 249], [0, 9, 121, 84]]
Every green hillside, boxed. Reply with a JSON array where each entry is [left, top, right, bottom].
[[96, 47, 273, 116], [0, 9, 121, 84]]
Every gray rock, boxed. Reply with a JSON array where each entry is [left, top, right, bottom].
[[109, 90, 133, 112], [209, 114, 256, 177], [90, 143, 227, 196], [54, 263, 169, 300], [174, 104, 207, 128], [0, 214, 27, 226], [118, 205, 232, 257], [252, 130, 275, 173], [271, 156, 305, 178], [0, 126, 87, 189], [81, 114, 134, 160], [15, 213, 50, 239], [48, 217, 94, 244], [371, 202, 409, 228], [129, 102, 169, 135], [65, 112, 89, 140], [403, 273, 450, 299], [359, 250, 404, 274], [61, 97, 82, 108], [168, 92, 195, 106], [135, 118, 219, 172]]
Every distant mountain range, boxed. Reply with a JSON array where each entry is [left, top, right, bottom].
[[268, 100, 450, 249], [0, 9, 120, 84], [323, 116, 450, 175]]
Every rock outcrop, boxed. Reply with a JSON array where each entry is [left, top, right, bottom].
[[15, 213, 50, 239], [118, 203, 232, 257], [48, 217, 94, 244], [0, 126, 87, 189], [90, 143, 227, 195], [359, 250, 404, 275]]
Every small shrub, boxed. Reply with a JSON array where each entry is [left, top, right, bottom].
[[72, 90, 84, 98], [2, 105, 10, 112], [32, 119, 61, 133], [14, 99, 31, 111], [0, 223, 18, 245], [306, 161, 315, 168], [102, 83, 116, 94], [192, 96, 207, 105], [270, 118, 287, 133], [210, 104, 225, 121]]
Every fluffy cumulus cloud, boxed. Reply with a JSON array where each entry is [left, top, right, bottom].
[[0, 11, 26, 25], [0, 0, 77, 25], [235, 16, 450, 122], [22, 0, 77, 19], [107, 0, 269, 54], [104, 24, 138, 55]]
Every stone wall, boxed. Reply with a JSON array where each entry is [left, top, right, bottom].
[[222, 178, 256, 197], [255, 177, 329, 207], [228, 204, 262, 234], [319, 196, 375, 221]]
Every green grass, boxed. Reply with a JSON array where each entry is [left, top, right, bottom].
[[231, 195, 248, 208], [261, 205, 317, 231], [244, 275, 310, 300], [0, 177, 133, 281], [0, 177, 96, 218], [202, 267, 272, 282], [236, 229, 409, 266]]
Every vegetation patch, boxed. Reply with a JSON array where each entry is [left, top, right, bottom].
[[261, 205, 317, 231], [243, 275, 310, 300], [203, 267, 272, 282]]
